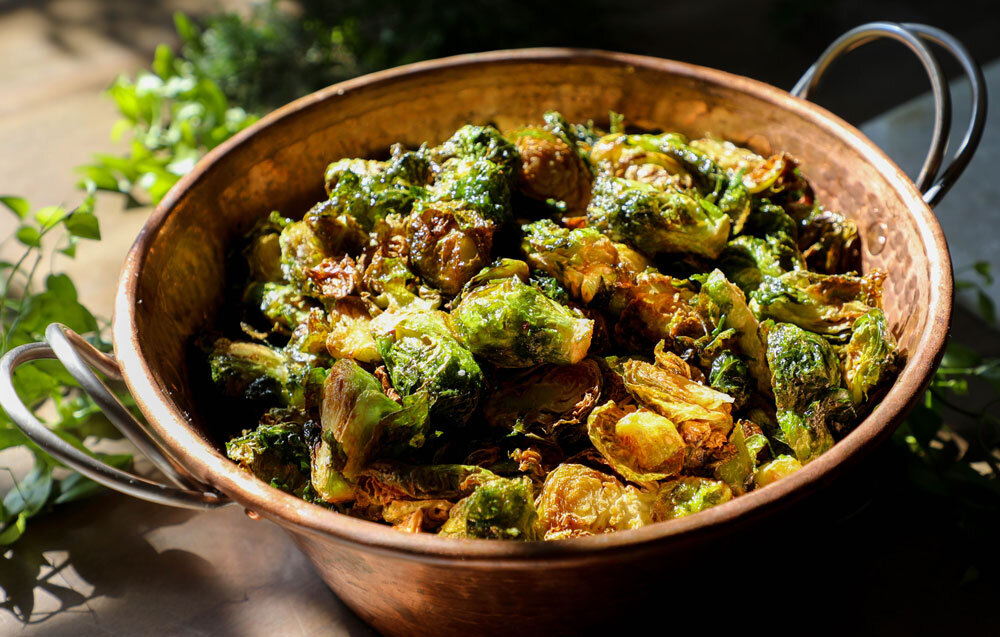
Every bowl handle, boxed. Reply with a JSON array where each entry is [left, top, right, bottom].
[[792, 21, 987, 208], [0, 323, 230, 510]]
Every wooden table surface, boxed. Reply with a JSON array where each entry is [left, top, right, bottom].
[[2, 3, 999, 635]]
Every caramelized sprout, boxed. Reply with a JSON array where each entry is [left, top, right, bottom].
[[439, 476, 539, 540], [536, 464, 654, 540], [587, 401, 685, 484]]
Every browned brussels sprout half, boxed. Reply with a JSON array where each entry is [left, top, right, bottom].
[[652, 477, 732, 520], [451, 274, 594, 368], [406, 200, 495, 296], [439, 476, 539, 540], [766, 322, 855, 463], [587, 175, 731, 259], [371, 309, 483, 425], [587, 401, 685, 485], [319, 359, 429, 478], [536, 464, 653, 540]]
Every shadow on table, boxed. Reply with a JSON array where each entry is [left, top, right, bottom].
[[0, 491, 375, 635]]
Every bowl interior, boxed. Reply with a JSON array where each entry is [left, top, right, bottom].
[[114, 49, 950, 550]]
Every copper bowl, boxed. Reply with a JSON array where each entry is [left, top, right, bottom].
[[1, 22, 985, 637]]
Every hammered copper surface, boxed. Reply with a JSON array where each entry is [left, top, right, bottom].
[[111, 50, 951, 636]]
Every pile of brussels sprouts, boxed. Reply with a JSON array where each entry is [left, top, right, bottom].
[[207, 111, 900, 540]]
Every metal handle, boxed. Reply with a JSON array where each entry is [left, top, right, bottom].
[[0, 323, 229, 510], [792, 21, 987, 207]]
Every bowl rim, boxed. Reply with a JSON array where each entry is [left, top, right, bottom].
[[112, 47, 952, 562]]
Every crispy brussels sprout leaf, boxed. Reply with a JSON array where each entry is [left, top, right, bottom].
[[482, 358, 602, 435], [587, 401, 685, 484], [371, 309, 483, 425], [754, 454, 802, 487], [382, 499, 454, 533], [618, 347, 734, 435], [718, 234, 804, 296], [587, 175, 730, 259], [798, 207, 861, 274], [226, 409, 315, 497], [536, 464, 654, 540], [611, 270, 706, 353], [320, 359, 429, 478], [697, 269, 771, 394], [451, 275, 593, 367], [589, 133, 692, 191], [713, 422, 756, 495], [310, 437, 355, 503], [708, 351, 751, 410], [356, 463, 497, 506], [439, 476, 539, 540], [843, 309, 900, 404], [652, 477, 732, 520], [750, 269, 885, 341]]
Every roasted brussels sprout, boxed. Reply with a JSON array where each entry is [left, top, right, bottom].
[[587, 175, 731, 259], [521, 219, 631, 305], [432, 156, 513, 224], [509, 111, 593, 213], [797, 207, 861, 274], [843, 309, 900, 404], [754, 454, 802, 487], [226, 409, 316, 497], [482, 358, 603, 436], [371, 309, 483, 425], [766, 322, 855, 463], [611, 270, 706, 353], [708, 351, 752, 409], [536, 463, 654, 540], [750, 269, 885, 341], [713, 421, 766, 494], [209, 338, 292, 406], [451, 274, 594, 367], [431, 124, 520, 179], [245, 282, 314, 332], [652, 477, 732, 520], [439, 476, 539, 540], [356, 462, 497, 505], [323, 149, 430, 231], [406, 200, 494, 296], [319, 359, 429, 478], [587, 401, 685, 484]]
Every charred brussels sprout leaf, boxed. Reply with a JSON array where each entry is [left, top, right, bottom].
[[652, 477, 732, 520], [843, 309, 900, 404], [320, 359, 429, 478], [357, 462, 497, 505], [590, 132, 692, 190], [766, 322, 855, 462], [587, 401, 685, 484], [439, 476, 539, 540], [451, 275, 594, 367], [797, 207, 861, 274], [536, 464, 653, 540], [587, 175, 730, 259], [371, 309, 483, 425]]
